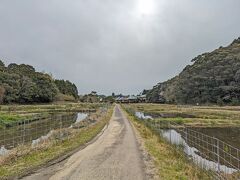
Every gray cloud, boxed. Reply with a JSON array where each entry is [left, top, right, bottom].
[[0, 0, 240, 95]]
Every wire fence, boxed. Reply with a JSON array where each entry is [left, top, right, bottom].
[[0, 111, 91, 155], [141, 119, 240, 179]]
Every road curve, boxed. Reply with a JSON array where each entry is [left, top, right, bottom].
[[23, 105, 147, 180]]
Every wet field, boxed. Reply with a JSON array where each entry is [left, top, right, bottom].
[[135, 111, 240, 176], [0, 112, 88, 150]]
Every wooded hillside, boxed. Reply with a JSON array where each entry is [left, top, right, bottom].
[[0, 60, 78, 104], [147, 38, 240, 105]]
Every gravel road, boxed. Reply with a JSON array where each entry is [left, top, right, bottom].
[[22, 105, 148, 180]]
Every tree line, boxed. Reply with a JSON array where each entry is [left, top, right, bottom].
[[0, 60, 78, 104]]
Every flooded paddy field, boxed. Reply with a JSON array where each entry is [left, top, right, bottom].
[[135, 110, 240, 149], [124, 103, 240, 178], [0, 103, 102, 113], [0, 103, 109, 153], [0, 112, 88, 150], [189, 127, 240, 149], [159, 128, 239, 175], [128, 103, 240, 126]]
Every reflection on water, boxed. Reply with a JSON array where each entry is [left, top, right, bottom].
[[135, 111, 240, 175], [0, 112, 88, 150], [190, 127, 240, 149], [0, 146, 8, 156], [160, 129, 237, 174], [75, 113, 88, 124], [135, 112, 153, 120], [32, 130, 55, 147], [69, 113, 88, 128]]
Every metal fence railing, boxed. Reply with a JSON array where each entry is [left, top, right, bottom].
[[140, 119, 240, 179], [0, 112, 89, 155]]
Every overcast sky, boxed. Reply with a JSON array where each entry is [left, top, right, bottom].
[[0, 0, 240, 95]]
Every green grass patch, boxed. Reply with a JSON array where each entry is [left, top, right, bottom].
[[0, 113, 22, 122]]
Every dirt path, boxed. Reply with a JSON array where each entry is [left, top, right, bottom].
[[22, 105, 148, 180]]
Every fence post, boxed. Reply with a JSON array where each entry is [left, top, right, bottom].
[[237, 149, 239, 171], [60, 117, 63, 142], [3, 123, 5, 147], [23, 120, 26, 144], [169, 122, 172, 144], [12, 125, 15, 148], [185, 128, 188, 155], [216, 138, 220, 173]]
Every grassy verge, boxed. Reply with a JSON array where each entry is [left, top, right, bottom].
[[123, 107, 211, 180], [0, 107, 113, 179]]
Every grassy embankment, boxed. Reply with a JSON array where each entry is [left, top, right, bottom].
[[122, 106, 211, 179], [0, 105, 113, 179], [125, 103, 240, 127]]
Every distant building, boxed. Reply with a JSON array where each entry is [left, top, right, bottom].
[[116, 96, 128, 103], [138, 94, 147, 102], [115, 95, 147, 103], [90, 91, 97, 96], [128, 95, 138, 103]]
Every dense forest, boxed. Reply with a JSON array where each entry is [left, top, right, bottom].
[[147, 37, 240, 105], [0, 60, 78, 104]]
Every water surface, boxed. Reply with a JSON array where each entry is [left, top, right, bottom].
[[160, 128, 238, 174], [0, 112, 88, 150]]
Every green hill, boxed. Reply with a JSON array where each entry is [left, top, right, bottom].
[[147, 37, 240, 105], [0, 60, 78, 104]]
